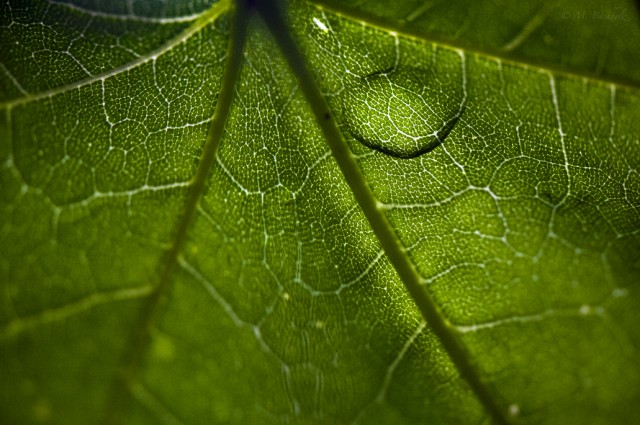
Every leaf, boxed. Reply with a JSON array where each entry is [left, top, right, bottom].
[[1, 0, 639, 424]]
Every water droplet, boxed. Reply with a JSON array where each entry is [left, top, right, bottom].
[[343, 64, 465, 159]]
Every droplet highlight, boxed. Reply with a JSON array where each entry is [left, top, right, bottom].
[[343, 64, 466, 159]]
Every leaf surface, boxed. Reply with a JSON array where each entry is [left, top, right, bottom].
[[1, 0, 639, 424], [316, 0, 640, 84]]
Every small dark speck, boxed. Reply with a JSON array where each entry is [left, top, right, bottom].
[[324, 112, 331, 120]]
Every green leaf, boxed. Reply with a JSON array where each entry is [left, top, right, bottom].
[[1, 0, 639, 424]]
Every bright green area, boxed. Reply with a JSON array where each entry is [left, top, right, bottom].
[[1, 0, 639, 424]]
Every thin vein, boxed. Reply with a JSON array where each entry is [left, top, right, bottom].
[[0, 62, 29, 96], [549, 74, 571, 207], [130, 382, 187, 425], [47, 0, 205, 24], [0, 286, 153, 342], [375, 321, 426, 402], [454, 305, 605, 334], [501, 7, 550, 52]]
